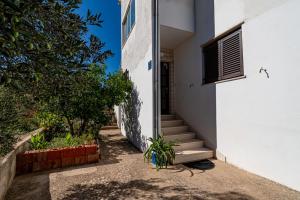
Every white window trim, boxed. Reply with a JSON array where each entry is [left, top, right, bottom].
[[122, 0, 136, 47]]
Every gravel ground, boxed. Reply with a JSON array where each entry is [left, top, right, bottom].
[[6, 129, 300, 200]]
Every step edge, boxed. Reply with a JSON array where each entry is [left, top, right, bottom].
[[175, 147, 214, 154]]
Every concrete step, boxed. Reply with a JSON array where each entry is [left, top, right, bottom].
[[161, 115, 176, 121], [162, 126, 189, 135], [161, 120, 183, 128], [173, 147, 214, 164], [164, 132, 196, 142], [174, 139, 204, 151]]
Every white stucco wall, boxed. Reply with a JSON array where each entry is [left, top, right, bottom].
[[174, 0, 300, 192], [160, 0, 195, 33], [120, 0, 300, 191], [119, 0, 153, 151], [215, 0, 300, 192], [173, 0, 217, 150], [214, 0, 290, 36]]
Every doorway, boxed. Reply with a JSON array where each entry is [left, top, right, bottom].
[[161, 62, 170, 114]]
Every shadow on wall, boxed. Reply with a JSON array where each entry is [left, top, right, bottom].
[[197, 0, 217, 151], [120, 86, 147, 152], [61, 178, 255, 200], [173, 0, 217, 151]]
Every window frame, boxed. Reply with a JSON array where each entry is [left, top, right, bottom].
[[122, 0, 136, 47], [202, 27, 244, 84]]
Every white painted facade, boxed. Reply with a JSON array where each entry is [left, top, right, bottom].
[[215, 0, 300, 192], [119, 0, 300, 191], [119, 0, 153, 151], [160, 0, 195, 33]]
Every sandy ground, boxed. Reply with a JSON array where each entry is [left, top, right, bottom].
[[6, 129, 300, 200]]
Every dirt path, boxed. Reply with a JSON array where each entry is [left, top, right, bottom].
[[6, 129, 300, 200]]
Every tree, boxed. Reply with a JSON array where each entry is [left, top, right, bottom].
[[0, 0, 111, 96], [0, 0, 131, 152], [42, 64, 132, 137]]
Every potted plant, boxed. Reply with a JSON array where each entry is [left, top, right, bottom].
[[144, 136, 176, 171]]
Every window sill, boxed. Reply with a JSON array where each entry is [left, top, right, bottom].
[[203, 75, 246, 85]]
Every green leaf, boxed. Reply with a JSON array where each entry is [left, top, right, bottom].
[[28, 43, 34, 50], [13, 31, 19, 38]]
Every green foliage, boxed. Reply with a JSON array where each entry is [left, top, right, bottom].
[[0, 0, 111, 91], [0, 132, 15, 157], [30, 130, 94, 150], [0, 0, 132, 156], [65, 132, 77, 146], [144, 136, 176, 171], [36, 111, 62, 128], [106, 71, 133, 108], [43, 65, 132, 137], [45, 133, 94, 149], [30, 133, 48, 150], [0, 86, 37, 156]]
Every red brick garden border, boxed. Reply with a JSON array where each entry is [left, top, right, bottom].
[[16, 144, 99, 175]]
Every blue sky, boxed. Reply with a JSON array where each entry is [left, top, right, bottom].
[[76, 0, 121, 74]]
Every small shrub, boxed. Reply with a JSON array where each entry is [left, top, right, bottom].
[[80, 132, 95, 145], [144, 136, 176, 171], [30, 133, 48, 150], [65, 132, 79, 146], [36, 111, 67, 141], [36, 111, 62, 128]]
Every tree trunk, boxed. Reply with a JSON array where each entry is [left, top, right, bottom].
[[79, 119, 88, 135], [66, 117, 74, 135]]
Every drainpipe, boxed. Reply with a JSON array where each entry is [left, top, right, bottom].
[[152, 0, 160, 139]]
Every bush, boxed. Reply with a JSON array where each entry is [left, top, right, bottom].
[[34, 110, 67, 141], [36, 111, 63, 128], [0, 86, 37, 156]]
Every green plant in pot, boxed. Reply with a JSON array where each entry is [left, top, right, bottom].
[[144, 136, 176, 171]]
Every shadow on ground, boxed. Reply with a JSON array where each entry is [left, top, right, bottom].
[[6, 130, 300, 200], [61, 178, 255, 200], [5, 173, 51, 200], [98, 129, 141, 165]]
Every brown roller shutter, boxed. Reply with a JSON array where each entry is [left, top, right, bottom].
[[218, 29, 244, 80]]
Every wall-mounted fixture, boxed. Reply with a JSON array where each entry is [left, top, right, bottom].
[[148, 60, 152, 70], [259, 67, 269, 78]]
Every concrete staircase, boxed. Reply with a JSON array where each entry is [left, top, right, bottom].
[[161, 114, 213, 164]]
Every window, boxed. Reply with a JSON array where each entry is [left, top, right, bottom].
[[203, 28, 244, 84], [122, 0, 135, 45]]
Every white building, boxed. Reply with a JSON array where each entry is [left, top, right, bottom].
[[118, 0, 300, 192]]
